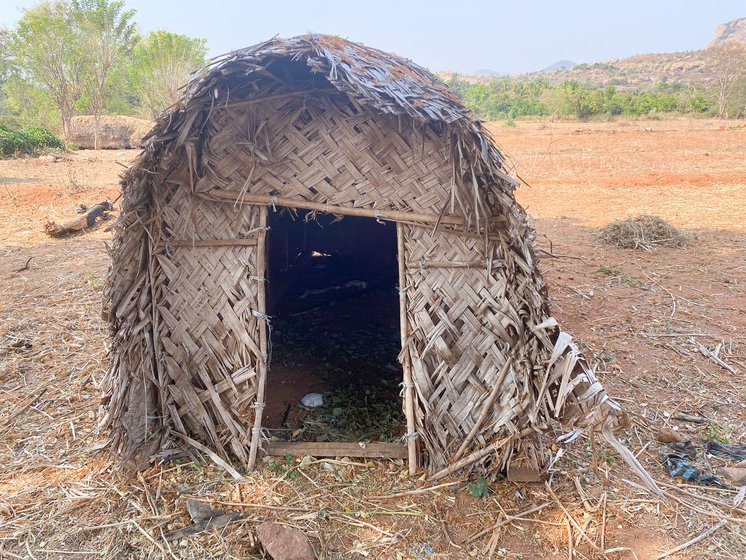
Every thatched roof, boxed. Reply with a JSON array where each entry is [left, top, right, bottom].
[[193, 34, 504, 159], [103, 35, 658, 493], [119, 34, 515, 214]]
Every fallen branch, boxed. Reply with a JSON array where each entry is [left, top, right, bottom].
[[671, 412, 708, 424], [655, 519, 728, 559], [657, 480, 746, 515], [465, 501, 553, 543], [368, 480, 464, 500], [44, 201, 114, 238], [692, 339, 739, 375], [5, 388, 48, 425], [545, 483, 601, 552], [15, 257, 32, 272]]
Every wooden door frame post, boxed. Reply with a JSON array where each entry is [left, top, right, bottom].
[[247, 207, 268, 471], [397, 222, 419, 474]]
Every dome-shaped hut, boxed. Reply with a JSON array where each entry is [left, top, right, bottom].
[[103, 35, 655, 488]]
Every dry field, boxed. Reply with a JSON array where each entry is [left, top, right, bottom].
[[1, 118, 744, 559]]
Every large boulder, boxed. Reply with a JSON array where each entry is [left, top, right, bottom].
[[709, 18, 746, 48], [69, 115, 152, 149]]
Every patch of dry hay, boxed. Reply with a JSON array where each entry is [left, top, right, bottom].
[[598, 215, 687, 250], [69, 115, 153, 149]]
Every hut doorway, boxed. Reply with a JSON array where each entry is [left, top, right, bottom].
[[262, 209, 408, 456]]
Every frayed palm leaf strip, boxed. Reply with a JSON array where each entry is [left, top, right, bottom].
[[102, 34, 658, 494]]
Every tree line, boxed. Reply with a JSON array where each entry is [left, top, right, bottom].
[[446, 42, 746, 122], [0, 0, 207, 148], [444, 74, 743, 121], [1, 1, 744, 149]]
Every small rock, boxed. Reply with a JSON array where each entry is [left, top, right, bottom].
[[720, 467, 746, 486], [656, 428, 682, 443], [257, 521, 315, 560]]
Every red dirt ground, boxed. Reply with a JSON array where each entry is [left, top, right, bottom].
[[1, 119, 744, 559]]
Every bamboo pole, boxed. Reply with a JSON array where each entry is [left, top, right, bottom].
[[221, 88, 340, 109], [397, 222, 418, 475], [406, 260, 487, 269], [247, 208, 268, 471], [172, 239, 259, 247], [147, 234, 167, 439], [203, 190, 465, 226]]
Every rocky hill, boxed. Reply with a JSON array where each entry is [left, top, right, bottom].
[[542, 60, 576, 72], [528, 18, 746, 90], [446, 18, 745, 91], [709, 17, 746, 47], [532, 50, 714, 90]]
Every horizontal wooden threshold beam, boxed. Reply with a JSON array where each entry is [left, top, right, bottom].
[[172, 238, 259, 247], [204, 189, 466, 226], [264, 441, 408, 459]]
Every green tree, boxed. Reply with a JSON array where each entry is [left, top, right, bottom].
[[72, 0, 137, 148], [0, 28, 9, 78], [2, 75, 59, 128], [706, 44, 746, 118], [0, 28, 10, 119], [560, 81, 599, 119], [8, 1, 87, 138], [130, 30, 207, 118]]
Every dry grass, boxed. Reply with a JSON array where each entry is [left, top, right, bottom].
[[598, 215, 688, 250]]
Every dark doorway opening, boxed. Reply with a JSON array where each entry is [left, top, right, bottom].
[[264, 209, 405, 443]]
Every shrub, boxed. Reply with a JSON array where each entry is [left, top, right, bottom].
[[0, 125, 64, 158]]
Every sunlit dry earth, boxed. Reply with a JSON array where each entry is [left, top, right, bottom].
[[1, 120, 744, 559], [490, 118, 746, 230]]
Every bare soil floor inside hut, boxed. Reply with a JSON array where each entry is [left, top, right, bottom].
[[1, 119, 745, 559]]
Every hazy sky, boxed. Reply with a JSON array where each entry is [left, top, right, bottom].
[[1, 0, 743, 73]]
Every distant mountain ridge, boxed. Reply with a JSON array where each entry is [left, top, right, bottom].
[[473, 69, 504, 77], [442, 18, 745, 91], [542, 60, 576, 72]]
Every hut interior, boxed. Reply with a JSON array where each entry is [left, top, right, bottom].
[[263, 210, 404, 442]]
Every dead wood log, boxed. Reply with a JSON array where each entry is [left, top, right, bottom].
[[44, 201, 114, 238]]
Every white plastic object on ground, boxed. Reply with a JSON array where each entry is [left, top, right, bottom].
[[301, 393, 324, 407]]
